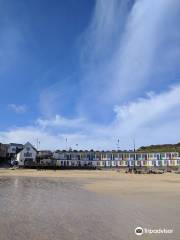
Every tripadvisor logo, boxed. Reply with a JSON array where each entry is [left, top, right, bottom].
[[135, 226, 173, 236], [135, 227, 143, 236]]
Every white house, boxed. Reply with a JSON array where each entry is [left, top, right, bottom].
[[16, 142, 37, 166]]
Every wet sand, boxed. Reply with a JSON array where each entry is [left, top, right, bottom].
[[0, 169, 180, 239]]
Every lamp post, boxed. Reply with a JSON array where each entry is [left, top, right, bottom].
[[65, 138, 68, 151], [36, 138, 40, 151], [75, 144, 78, 151], [117, 139, 120, 151], [133, 138, 136, 173], [133, 138, 136, 152]]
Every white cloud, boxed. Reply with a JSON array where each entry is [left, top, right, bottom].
[[112, 85, 180, 136], [0, 125, 112, 151], [114, 85, 180, 126], [37, 0, 180, 124], [2, 85, 180, 150], [81, 0, 128, 62], [2, 1, 180, 150], [8, 104, 27, 113], [36, 115, 85, 129], [78, 0, 180, 117], [0, 126, 62, 150]]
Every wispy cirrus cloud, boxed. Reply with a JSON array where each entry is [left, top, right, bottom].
[[2, 0, 180, 149], [38, 74, 79, 118], [38, 0, 180, 123], [78, 0, 180, 120], [0, 1, 26, 75], [8, 104, 27, 114]]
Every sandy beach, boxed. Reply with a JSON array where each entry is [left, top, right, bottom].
[[0, 169, 180, 240], [0, 168, 180, 195]]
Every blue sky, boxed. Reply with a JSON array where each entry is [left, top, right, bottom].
[[0, 0, 180, 150]]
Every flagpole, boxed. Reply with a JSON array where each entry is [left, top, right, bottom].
[[66, 138, 68, 151]]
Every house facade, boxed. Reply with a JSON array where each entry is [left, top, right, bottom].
[[52, 150, 180, 168], [16, 142, 37, 166], [7, 143, 24, 159]]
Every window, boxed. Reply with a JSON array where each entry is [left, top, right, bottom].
[[124, 154, 129, 159], [166, 153, 171, 159], [172, 153, 178, 158], [24, 152, 32, 157], [136, 161, 140, 166], [160, 153, 165, 158]]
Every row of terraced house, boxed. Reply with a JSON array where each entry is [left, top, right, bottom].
[[52, 150, 180, 168], [14, 142, 180, 169], [1, 142, 180, 169]]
